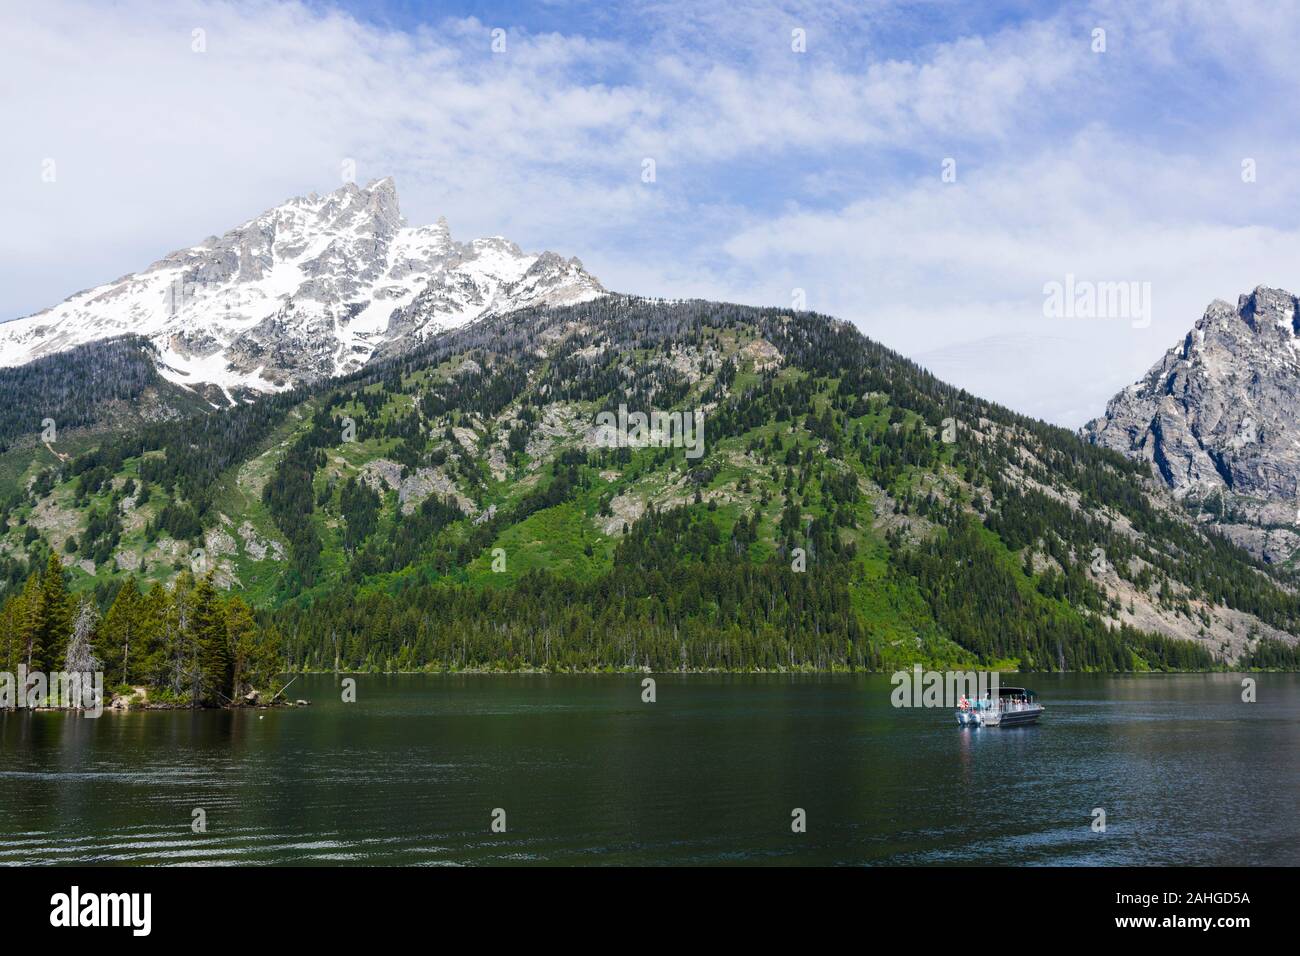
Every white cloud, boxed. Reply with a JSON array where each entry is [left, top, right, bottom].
[[718, 124, 1300, 424], [3, 0, 1299, 427]]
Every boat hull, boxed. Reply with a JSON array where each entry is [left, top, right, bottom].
[[996, 706, 1043, 726]]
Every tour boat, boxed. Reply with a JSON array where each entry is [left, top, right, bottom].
[[955, 687, 1043, 727]]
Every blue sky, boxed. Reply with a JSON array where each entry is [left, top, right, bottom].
[[4, 0, 1300, 425]]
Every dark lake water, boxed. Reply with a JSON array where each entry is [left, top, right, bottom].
[[1, 673, 1296, 865]]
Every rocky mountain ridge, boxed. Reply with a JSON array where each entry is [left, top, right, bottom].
[[0, 178, 605, 402], [1084, 285, 1300, 564]]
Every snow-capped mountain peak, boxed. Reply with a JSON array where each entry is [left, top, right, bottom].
[[0, 178, 605, 400]]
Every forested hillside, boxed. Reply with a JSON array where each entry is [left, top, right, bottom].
[[0, 335, 207, 455], [2, 296, 1298, 682]]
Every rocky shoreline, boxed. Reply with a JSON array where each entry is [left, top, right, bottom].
[[105, 686, 311, 712]]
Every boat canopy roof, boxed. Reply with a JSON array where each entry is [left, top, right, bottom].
[[997, 687, 1036, 697]]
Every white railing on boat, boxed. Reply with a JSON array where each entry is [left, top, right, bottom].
[[998, 699, 1040, 713]]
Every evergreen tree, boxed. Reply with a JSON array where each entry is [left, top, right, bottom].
[[191, 574, 231, 704], [138, 581, 172, 690], [225, 596, 260, 697], [28, 554, 71, 672], [100, 576, 142, 687]]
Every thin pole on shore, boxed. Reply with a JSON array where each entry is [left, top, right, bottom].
[[269, 675, 299, 703]]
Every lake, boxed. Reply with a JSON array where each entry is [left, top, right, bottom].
[[1, 673, 1296, 865]]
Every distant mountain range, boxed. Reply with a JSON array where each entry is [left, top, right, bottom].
[[0, 178, 604, 401]]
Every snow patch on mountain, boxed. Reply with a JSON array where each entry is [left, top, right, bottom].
[[0, 178, 605, 399]]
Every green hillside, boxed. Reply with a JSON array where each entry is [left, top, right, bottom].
[[3, 296, 1299, 686]]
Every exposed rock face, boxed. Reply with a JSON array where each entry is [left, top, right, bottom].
[[1083, 286, 1300, 562], [360, 458, 476, 515], [0, 178, 605, 401]]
